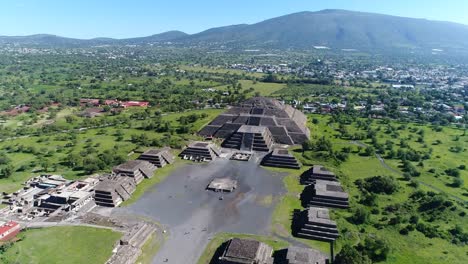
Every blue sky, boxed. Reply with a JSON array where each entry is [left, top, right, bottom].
[[1, 0, 467, 38]]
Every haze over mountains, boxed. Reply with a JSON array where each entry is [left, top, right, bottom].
[[2, 9, 468, 53]]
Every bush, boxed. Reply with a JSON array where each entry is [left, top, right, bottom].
[[349, 206, 370, 225], [334, 244, 372, 264], [358, 236, 391, 262], [416, 222, 440, 238], [451, 178, 464, 188], [356, 176, 399, 194], [445, 168, 460, 177], [400, 227, 409, 235]]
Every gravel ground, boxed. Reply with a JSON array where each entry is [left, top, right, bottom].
[[116, 156, 286, 264]]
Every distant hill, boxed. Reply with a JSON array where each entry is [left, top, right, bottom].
[[0, 31, 188, 47], [182, 10, 468, 51], [120, 30, 188, 44], [2, 9, 468, 53]]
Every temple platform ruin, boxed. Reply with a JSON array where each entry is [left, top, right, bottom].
[[293, 207, 339, 242], [301, 179, 349, 209], [179, 141, 221, 162], [261, 148, 301, 169]]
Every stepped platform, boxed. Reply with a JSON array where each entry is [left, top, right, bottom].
[[179, 141, 221, 162], [300, 165, 337, 185], [222, 125, 273, 152], [199, 97, 310, 146], [218, 238, 274, 264], [94, 176, 136, 207], [301, 180, 349, 209], [261, 148, 301, 169], [137, 147, 174, 168], [283, 246, 329, 264], [206, 177, 238, 192], [230, 152, 252, 161], [293, 207, 339, 242], [113, 160, 157, 184]]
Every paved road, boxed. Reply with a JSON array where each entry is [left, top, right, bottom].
[[116, 157, 287, 264]]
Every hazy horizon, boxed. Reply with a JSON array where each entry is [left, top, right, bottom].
[[1, 0, 468, 39]]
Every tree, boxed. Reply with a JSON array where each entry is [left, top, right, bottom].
[[364, 146, 375, 156], [359, 236, 391, 262], [38, 157, 51, 172], [349, 206, 370, 224], [302, 139, 314, 152], [1, 165, 14, 179], [452, 177, 464, 188], [357, 176, 399, 194], [335, 244, 372, 264]]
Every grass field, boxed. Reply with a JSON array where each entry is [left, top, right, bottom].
[[291, 114, 468, 263], [178, 65, 265, 78], [1, 226, 121, 264], [0, 108, 223, 194], [213, 80, 286, 96]]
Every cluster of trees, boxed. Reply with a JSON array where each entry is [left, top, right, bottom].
[[0, 152, 13, 179], [63, 147, 126, 174], [335, 235, 391, 264], [302, 136, 350, 164], [355, 176, 399, 195]]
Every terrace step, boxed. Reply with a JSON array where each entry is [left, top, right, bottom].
[[295, 232, 337, 242], [307, 201, 350, 209]]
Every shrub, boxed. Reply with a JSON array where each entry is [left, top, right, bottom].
[[445, 168, 460, 177], [452, 178, 464, 188], [358, 236, 391, 262], [357, 176, 399, 194], [334, 244, 372, 264], [349, 206, 370, 225]]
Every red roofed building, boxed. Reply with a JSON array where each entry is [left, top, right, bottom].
[[121, 101, 149, 108], [104, 99, 119, 106], [80, 99, 100, 107], [0, 221, 21, 241]]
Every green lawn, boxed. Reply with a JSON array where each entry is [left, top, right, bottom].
[[1, 226, 121, 264], [136, 233, 163, 264]]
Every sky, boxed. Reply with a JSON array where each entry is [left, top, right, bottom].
[[1, 0, 468, 39]]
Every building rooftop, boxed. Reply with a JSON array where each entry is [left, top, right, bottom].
[[141, 147, 170, 156], [95, 180, 119, 192], [199, 97, 310, 145], [272, 148, 292, 157], [0, 221, 20, 235], [306, 207, 336, 226], [225, 238, 261, 260], [52, 191, 74, 199], [237, 125, 268, 134], [314, 180, 348, 199], [286, 246, 329, 264], [114, 160, 149, 172], [70, 190, 92, 199], [207, 178, 237, 191], [188, 141, 212, 148], [312, 165, 335, 176]]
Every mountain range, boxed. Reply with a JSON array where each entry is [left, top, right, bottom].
[[2, 9, 468, 53]]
